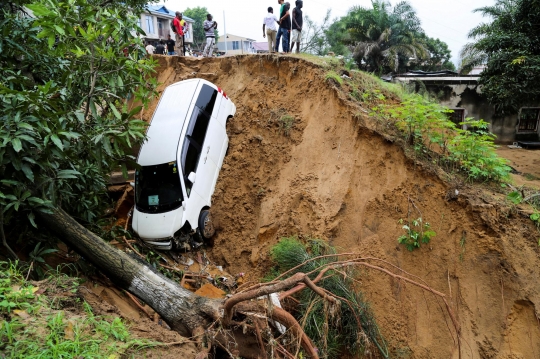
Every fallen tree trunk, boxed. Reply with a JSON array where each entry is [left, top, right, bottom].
[[38, 207, 221, 337], [39, 207, 320, 358]]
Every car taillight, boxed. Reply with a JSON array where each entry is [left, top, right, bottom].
[[217, 87, 228, 99]]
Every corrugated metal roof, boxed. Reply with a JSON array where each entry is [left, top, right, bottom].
[[145, 4, 194, 22]]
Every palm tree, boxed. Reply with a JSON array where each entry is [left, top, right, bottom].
[[343, 0, 428, 73], [459, 0, 518, 74]]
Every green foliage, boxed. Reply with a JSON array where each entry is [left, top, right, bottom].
[[384, 94, 511, 182], [0, 0, 157, 246], [460, 0, 540, 112], [397, 218, 436, 251], [278, 115, 295, 136], [325, 71, 343, 86], [0, 261, 156, 357], [28, 242, 58, 279], [268, 237, 388, 359], [332, 0, 430, 73], [409, 33, 456, 72], [183, 6, 216, 50]]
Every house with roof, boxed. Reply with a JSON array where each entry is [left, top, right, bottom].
[[392, 70, 540, 144], [139, 5, 195, 44], [216, 34, 256, 55]]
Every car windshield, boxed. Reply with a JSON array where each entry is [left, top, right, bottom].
[[135, 162, 184, 213]]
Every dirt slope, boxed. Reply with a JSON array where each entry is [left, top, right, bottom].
[[144, 55, 540, 359]]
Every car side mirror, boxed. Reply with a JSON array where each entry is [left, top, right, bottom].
[[188, 172, 196, 184], [182, 201, 186, 210]]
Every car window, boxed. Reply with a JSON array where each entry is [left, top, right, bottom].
[[181, 137, 200, 196], [195, 84, 218, 116], [135, 162, 183, 213], [187, 107, 210, 148]]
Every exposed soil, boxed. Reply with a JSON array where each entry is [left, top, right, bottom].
[[136, 55, 540, 358], [497, 146, 540, 189]]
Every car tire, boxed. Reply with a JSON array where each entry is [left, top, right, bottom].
[[198, 209, 215, 240]]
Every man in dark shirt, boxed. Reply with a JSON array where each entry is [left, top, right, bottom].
[[278, 2, 291, 53], [155, 40, 165, 55], [291, 1, 303, 53], [274, 0, 285, 52], [166, 35, 175, 55]]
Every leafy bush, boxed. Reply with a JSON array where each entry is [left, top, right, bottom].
[[268, 237, 388, 359], [384, 94, 511, 182], [397, 218, 436, 251]]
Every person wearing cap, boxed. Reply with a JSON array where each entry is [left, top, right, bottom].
[[202, 13, 218, 57]]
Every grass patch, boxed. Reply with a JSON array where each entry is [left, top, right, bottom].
[[325, 71, 343, 86], [267, 237, 388, 359], [278, 114, 295, 136], [0, 261, 156, 358]]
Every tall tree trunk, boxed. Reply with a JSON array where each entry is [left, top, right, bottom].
[[38, 207, 221, 337]]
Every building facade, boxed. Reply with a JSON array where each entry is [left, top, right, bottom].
[[216, 34, 256, 55], [139, 5, 194, 44], [393, 72, 540, 144]]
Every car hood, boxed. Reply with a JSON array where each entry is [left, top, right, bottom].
[[132, 208, 184, 240]]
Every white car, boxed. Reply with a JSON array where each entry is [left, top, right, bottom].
[[132, 79, 236, 250]]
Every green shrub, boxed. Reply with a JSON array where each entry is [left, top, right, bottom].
[[397, 218, 436, 251], [384, 94, 511, 182], [268, 237, 388, 359]]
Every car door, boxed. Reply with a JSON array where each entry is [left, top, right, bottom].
[[192, 84, 227, 202]]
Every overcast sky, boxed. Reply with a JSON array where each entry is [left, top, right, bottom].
[[163, 0, 494, 66]]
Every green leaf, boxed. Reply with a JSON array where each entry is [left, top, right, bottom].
[[110, 103, 121, 119], [28, 212, 37, 228], [53, 25, 65, 35], [21, 164, 34, 182], [48, 34, 55, 48], [57, 169, 81, 179], [11, 138, 22, 152], [50, 134, 63, 150]]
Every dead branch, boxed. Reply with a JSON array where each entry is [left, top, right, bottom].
[[223, 272, 336, 326]]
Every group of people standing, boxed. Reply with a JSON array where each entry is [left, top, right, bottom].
[[263, 0, 303, 53], [144, 12, 217, 58]]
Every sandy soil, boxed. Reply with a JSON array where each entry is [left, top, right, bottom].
[[497, 146, 540, 189], [134, 55, 540, 359]]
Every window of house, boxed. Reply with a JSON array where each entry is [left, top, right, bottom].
[[518, 108, 540, 132], [232, 41, 239, 50], [145, 15, 154, 34], [447, 108, 465, 127]]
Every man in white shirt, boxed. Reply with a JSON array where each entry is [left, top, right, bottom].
[[263, 7, 279, 53], [145, 42, 155, 55]]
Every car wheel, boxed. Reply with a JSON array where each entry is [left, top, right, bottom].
[[198, 209, 215, 240]]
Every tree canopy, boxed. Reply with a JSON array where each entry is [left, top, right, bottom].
[[336, 0, 429, 73], [460, 0, 540, 112], [0, 0, 156, 255], [183, 6, 219, 50], [409, 34, 456, 72]]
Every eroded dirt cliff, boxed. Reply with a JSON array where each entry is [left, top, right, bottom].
[[142, 55, 540, 359]]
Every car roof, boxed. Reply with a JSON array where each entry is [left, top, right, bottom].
[[138, 79, 200, 166]]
